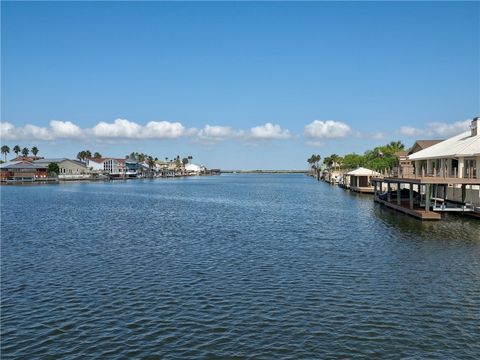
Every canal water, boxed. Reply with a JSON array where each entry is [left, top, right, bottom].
[[1, 174, 479, 359]]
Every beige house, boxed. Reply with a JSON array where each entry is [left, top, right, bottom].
[[34, 158, 88, 177]]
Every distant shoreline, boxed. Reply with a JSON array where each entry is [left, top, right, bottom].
[[222, 170, 308, 174]]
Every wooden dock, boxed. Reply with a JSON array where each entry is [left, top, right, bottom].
[[374, 198, 441, 220], [350, 186, 375, 194]]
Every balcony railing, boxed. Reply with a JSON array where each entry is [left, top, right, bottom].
[[387, 167, 478, 180]]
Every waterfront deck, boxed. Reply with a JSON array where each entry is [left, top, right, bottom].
[[350, 185, 374, 194], [381, 174, 480, 185], [374, 198, 441, 220]]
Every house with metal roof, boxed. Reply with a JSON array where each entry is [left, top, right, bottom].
[[34, 158, 89, 179], [408, 118, 479, 179], [0, 161, 49, 182], [372, 118, 480, 220]]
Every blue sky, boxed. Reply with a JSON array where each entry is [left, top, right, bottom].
[[1, 1, 479, 169]]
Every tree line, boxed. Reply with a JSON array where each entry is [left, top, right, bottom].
[[308, 141, 406, 172], [1, 145, 40, 162]]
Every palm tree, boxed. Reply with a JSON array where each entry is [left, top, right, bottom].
[[21, 147, 29, 157], [93, 152, 102, 159], [307, 155, 315, 172], [147, 156, 156, 176], [1, 145, 10, 162], [13, 145, 21, 156], [77, 151, 86, 162], [31, 146, 39, 157], [388, 141, 405, 151], [330, 154, 343, 172], [85, 150, 92, 158]]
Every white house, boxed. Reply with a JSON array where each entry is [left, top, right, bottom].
[[185, 163, 202, 175], [85, 158, 105, 172], [408, 118, 479, 179], [85, 157, 126, 175], [408, 117, 479, 207]]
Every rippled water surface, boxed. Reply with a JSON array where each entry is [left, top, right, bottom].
[[1, 174, 480, 359]]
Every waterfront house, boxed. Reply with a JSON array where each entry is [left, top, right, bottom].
[[125, 156, 139, 177], [346, 167, 382, 193], [0, 161, 49, 182], [408, 118, 479, 179], [34, 158, 89, 179], [393, 141, 442, 178], [373, 118, 480, 220], [104, 158, 126, 177], [86, 157, 126, 177], [85, 157, 105, 172], [185, 163, 202, 175]]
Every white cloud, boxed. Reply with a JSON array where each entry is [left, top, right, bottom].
[[91, 119, 142, 138], [50, 120, 84, 138], [90, 119, 191, 139], [304, 120, 351, 139], [142, 121, 187, 139], [249, 123, 291, 139], [197, 125, 242, 141], [0, 118, 294, 143], [0, 122, 17, 140], [0, 122, 53, 140], [399, 126, 423, 137], [399, 119, 471, 138]]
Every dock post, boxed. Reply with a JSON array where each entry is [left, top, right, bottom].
[[397, 182, 401, 205], [425, 184, 431, 211], [387, 182, 391, 202], [409, 183, 414, 209], [461, 184, 466, 204]]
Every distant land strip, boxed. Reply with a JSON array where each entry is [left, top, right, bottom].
[[222, 170, 308, 174]]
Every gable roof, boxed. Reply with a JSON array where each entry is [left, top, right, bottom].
[[86, 157, 106, 163], [1, 161, 47, 169], [408, 131, 480, 160], [34, 158, 87, 167], [10, 156, 44, 162], [408, 140, 443, 155], [34, 158, 68, 164], [346, 167, 382, 177]]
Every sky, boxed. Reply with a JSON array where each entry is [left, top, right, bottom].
[[1, 1, 479, 170]]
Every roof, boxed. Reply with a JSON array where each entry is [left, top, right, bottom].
[[34, 158, 86, 167], [408, 140, 443, 154], [86, 157, 106, 163], [10, 156, 44, 162], [346, 167, 382, 177], [34, 158, 68, 163], [0, 161, 47, 169], [408, 131, 480, 160]]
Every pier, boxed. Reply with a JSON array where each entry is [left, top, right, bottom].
[[372, 176, 479, 221]]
